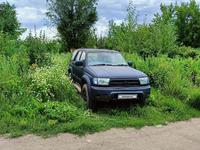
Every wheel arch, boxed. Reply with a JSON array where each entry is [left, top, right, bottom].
[[81, 75, 91, 87]]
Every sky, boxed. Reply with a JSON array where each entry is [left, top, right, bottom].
[[0, 0, 199, 38]]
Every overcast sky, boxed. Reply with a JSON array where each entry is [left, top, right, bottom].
[[0, 0, 199, 38]]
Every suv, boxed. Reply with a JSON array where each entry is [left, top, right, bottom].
[[68, 49, 151, 109]]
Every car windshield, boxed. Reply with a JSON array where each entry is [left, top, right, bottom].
[[87, 52, 127, 66]]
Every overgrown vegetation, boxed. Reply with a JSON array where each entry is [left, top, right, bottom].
[[0, 0, 200, 137], [155, 0, 200, 48]]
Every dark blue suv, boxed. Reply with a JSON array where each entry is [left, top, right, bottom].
[[68, 49, 151, 109]]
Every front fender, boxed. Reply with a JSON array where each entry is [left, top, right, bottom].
[[82, 75, 93, 98]]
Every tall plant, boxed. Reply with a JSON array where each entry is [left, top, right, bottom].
[[47, 0, 98, 51], [155, 0, 200, 48], [0, 2, 24, 38]]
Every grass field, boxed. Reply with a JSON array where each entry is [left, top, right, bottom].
[[1, 0, 200, 139], [1, 53, 200, 138]]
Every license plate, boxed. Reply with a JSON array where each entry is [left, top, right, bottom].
[[118, 94, 138, 100]]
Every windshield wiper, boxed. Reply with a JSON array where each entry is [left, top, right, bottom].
[[91, 64, 113, 66], [112, 64, 128, 66]]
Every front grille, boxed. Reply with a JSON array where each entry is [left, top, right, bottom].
[[109, 79, 140, 87]]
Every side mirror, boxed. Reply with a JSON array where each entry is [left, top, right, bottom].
[[75, 61, 84, 66], [128, 61, 133, 67]]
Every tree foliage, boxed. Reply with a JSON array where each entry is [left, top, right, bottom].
[[0, 2, 23, 37], [47, 0, 98, 51], [104, 2, 177, 59], [155, 0, 200, 48]]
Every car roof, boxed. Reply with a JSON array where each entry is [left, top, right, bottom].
[[76, 48, 119, 53]]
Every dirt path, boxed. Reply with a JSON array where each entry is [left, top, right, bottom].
[[1, 118, 200, 150]]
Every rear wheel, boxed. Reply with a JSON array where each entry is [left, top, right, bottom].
[[82, 84, 96, 110]]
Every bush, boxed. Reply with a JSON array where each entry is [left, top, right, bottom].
[[41, 102, 80, 123], [29, 54, 84, 107], [0, 55, 29, 100], [0, 33, 30, 101], [24, 37, 61, 67], [185, 88, 200, 109], [124, 53, 200, 107], [169, 46, 199, 59], [30, 66, 71, 101], [24, 35, 52, 67], [103, 4, 177, 58], [0, 55, 21, 91]]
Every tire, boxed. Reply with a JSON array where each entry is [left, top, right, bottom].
[[82, 84, 96, 110]]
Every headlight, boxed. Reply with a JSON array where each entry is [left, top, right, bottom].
[[93, 78, 110, 86], [139, 77, 149, 85]]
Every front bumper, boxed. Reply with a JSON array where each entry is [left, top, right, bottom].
[[90, 85, 151, 102]]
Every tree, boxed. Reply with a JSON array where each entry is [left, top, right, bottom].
[[149, 20, 177, 57], [175, 0, 200, 48], [105, 1, 177, 59], [0, 2, 23, 37], [155, 0, 200, 48], [106, 1, 138, 53], [47, 0, 98, 52]]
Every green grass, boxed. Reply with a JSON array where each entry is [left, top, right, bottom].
[[1, 53, 200, 138], [0, 89, 200, 138]]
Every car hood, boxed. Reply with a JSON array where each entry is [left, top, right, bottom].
[[86, 66, 147, 78]]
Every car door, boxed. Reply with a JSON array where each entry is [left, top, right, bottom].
[[69, 50, 78, 75], [77, 51, 86, 80], [71, 50, 82, 83]]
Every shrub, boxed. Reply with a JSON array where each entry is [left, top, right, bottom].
[[186, 88, 200, 109], [0, 33, 29, 98], [124, 53, 199, 105], [46, 40, 61, 53], [103, 3, 177, 58], [41, 102, 80, 123], [0, 55, 26, 98], [24, 35, 52, 66], [29, 54, 84, 107], [169, 46, 199, 59], [30, 66, 79, 103]]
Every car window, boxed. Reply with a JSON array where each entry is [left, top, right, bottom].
[[80, 52, 86, 61], [72, 50, 78, 61], [75, 51, 82, 61], [87, 52, 127, 66]]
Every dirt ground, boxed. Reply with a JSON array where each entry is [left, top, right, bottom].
[[1, 118, 200, 150]]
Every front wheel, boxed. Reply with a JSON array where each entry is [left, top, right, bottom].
[[82, 84, 96, 110]]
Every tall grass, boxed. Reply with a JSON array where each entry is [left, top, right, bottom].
[[124, 53, 200, 106], [0, 20, 200, 137], [0, 51, 200, 137]]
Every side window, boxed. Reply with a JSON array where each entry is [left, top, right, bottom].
[[75, 51, 82, 61], [72, 50, 78, 61], [80, 52, 86, 61]]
